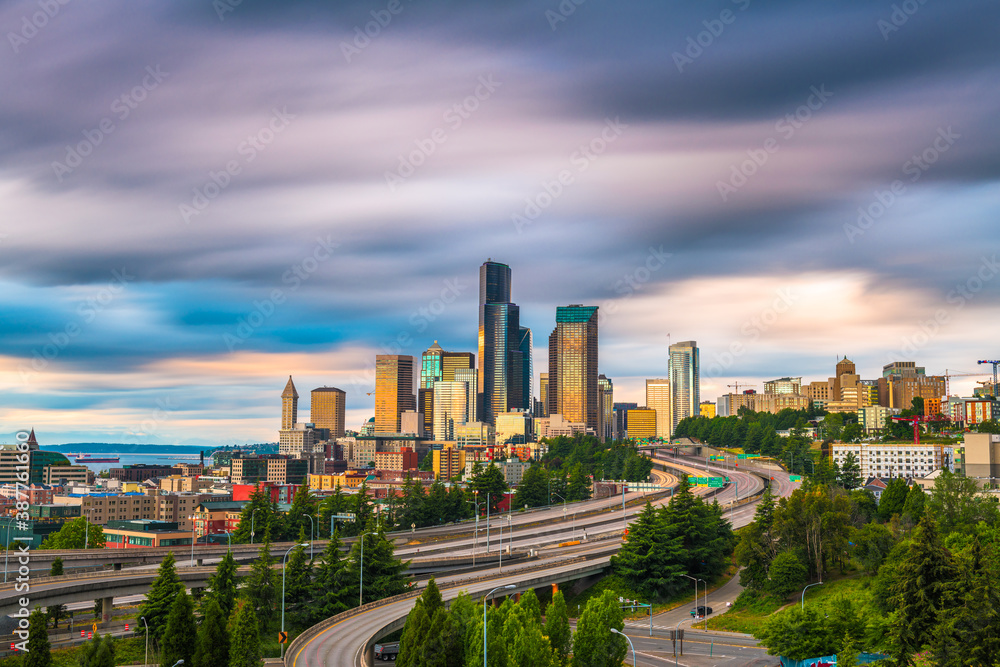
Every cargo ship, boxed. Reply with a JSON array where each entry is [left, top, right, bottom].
[[69, 453, 121, 463]]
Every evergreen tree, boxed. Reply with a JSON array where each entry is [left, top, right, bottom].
[[662, 476, 733, 581], [284, 534, 312, 610], [545, 590, 572, 666], [514, 465, 549, 508], [397, 600, 430, 667], [245, 527, 277, 634], [566, 463, 591, 501], [838, 452, 862, 489], [310, 529, 353, 623], [347, 527, 409, 605], [23, 608, 52, 667], [879, 478, 910, 522], [77, 632, 115, 667], [231, 485, 276, 544], [610, 501, 684, 599], [518, 588, 542, 627], [138, 551, 184, 645], [160, 590, 196, 667], [891, 518, 956, 663], [192, 597, 230, 667], [49, 557, 64, 576], [901, 483, 927, 527], [571, 589, 626, 667], [204, 548, 239, 620], [442, 593, 475, 666], [228, 598, 261, 667], [766, 550, 808, 598], [468, 464, 508, 512], [285, 484, 318, 543], [47, 604, 66, 629], [504, 603, 554, 666]]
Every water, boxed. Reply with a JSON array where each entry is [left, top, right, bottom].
[[42, 445, 209, 475]]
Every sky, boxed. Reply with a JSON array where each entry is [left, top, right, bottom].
[[2, 0, 999, 446]]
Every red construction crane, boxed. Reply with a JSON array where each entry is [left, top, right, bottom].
[[891, 414, 948, 445]]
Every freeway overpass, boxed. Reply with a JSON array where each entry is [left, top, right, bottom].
[[286, 461, 793, 666]]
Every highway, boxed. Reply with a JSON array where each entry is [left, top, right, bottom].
[[286, 458, 794, 666]]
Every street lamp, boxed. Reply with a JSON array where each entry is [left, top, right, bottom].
[[220, 531, 232, 553], [188, 515, 196, 567], [552, 492, 573, 540], [801, 581, 824, 609], [299, 513, 315, 559], [83, 507, 94, 550], [680, 574, 705, 625], [141, 616, 149, 667], [674, 619, 684, 665], [251, 508, 259, 545], [466, 495, 481, 566], [359, 531, 378, 606], [171, 660, 184, 667], [610, 628, 635, 667], [483, 585, 515, 666], [280, 542, 310, 658]]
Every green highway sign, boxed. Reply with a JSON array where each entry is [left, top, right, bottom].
[[707, 477, 725, 487], [331, 513, 356, 520], [789, 475, 802, 482], [709, 455, 725, 461]]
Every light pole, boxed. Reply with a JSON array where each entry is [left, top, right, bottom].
[[484, 585, 515, 666], [680, 574, 704, 623], [466, 494, 481, 566], [801, 581, 824, 609], [485, 492, 490, 557], [610, 628, 635, 667], [171, 660, 184, 667], [251, 508, 259, 545], [220, 531, 232, 553], [83, 508, 93, 550], [141, 616, 149, 666], [3, 516, 16, 583], [188, 515, 196, 567], [359, 531, 378, 606], [552, 492, 572, 539], [299, 513, 315, 559], [280, 542, 309, 658]]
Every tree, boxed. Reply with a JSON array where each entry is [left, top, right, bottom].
[[566, 463, 591, 501], [927, 470, 999, 534], [23, 608, 52, 667], [77, 632, 115, 667], [468, 464, 508, 512], [138, 551, 184, 645], [310, 529, 353, 623], [284, 484, 318, 543], [245, 527, 277, 634], [878, 478, 910, 522], [901, 483, 927, 528], [47, 604, 67, 629], [822, 413, 844, 441], [193, 597, 230, 667], [735, 489, 779, 591], [514, 465, 549, 508], [347, 527, 408, 605], [571, 589, 627, 667], [852, 522, 896, 575], [767, 550, 808, 598], [38, 517, 104, 549], [283, 535, 312, 612], [204, 548, 239, 620], [545, 590, 572, 666], [397, 581, 443, 667], [610, 501, 684, 600], [504, 603, 554, 667], [841, 423, 864, 444], [49, 557, 64, 576], [228, 598, 261, 667], [160, 590, 197, 667], [231, 485, 277, 544], [838, 452, 862, 489], [890, 518, 957, 663]]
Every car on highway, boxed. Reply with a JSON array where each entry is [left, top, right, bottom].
[[690, 605, 713, 617]]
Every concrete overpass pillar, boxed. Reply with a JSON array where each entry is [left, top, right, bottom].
[[101, 597, 113, 623]]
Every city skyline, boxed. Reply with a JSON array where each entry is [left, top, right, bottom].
[[2, 1, 999, 444]]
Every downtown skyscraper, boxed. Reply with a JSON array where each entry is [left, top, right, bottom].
[[548, 305, 600, 434], [668, 340, 700, 434], [477, 260, 531, 424], [375, 354, 416, 434]]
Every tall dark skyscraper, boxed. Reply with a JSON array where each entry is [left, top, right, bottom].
[[478, 260, 531, 424]]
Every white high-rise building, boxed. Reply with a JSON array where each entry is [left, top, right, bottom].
[[433, 369, 477, 441], [668, 340, 700, 434]]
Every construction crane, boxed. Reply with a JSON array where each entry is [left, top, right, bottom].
[[891, 414, 948, 445], [978, 360, 999, 398], [942, 369, 992, 397], [728, 382, 756, 394]]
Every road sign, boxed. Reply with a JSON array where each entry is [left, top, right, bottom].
[[790, 475, 802, 482], [706, 477, 725, 487], [330, 513, 356, 521], [279, 631, 288, 644]]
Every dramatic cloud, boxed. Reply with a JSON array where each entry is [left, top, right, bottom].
[[1, 0, 998, 443]]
